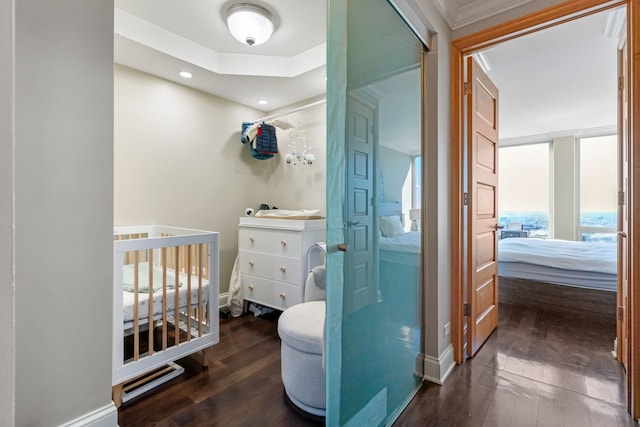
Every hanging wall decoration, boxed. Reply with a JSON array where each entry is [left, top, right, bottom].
[[285, 126, 315, 166]]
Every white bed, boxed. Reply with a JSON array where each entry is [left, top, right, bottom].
[[378, 201, 421, 268], [113, 225, 219, 406], [379, 230, 421, 267], [498, 238, 617, 291]]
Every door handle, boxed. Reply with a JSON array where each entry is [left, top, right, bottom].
[[347, 221, 361, 227], [618, 231, 628, 238], [495, 224, 504, 230], [338, 243, 349, 252]]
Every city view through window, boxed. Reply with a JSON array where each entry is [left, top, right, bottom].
[[498, 137, 617, 242]]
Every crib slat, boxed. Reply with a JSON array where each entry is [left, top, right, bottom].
[[198, 243, 203, 337], [162, 247, 168, 351], [133, 251, 140, 361], [186, 245, 192, 341], [174, 246, 180, 347], [147, 249, 154, 356]]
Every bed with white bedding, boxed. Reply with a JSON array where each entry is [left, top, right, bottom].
[[379, 230, 421, 267], [498, 237, 617, 320], [378, 201, 420, 265], [498, 238, 617, 291]]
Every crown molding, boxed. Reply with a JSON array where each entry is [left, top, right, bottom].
[[434, 0, 535, 31]]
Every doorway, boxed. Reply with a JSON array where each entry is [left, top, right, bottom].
[[450, 0, 639, 419]]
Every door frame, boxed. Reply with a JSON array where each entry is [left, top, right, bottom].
[[450, 0, 640, 417]]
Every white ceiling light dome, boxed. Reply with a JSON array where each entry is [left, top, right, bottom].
[[226, 3, 276, 46]]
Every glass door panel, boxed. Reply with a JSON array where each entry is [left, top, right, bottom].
[[326, 0, 423, 424]]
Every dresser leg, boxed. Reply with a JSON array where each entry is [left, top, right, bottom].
[[243, 299, 249, 314]]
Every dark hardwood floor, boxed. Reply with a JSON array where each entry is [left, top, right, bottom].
[[118, 310, 321, 426], [119, 302, 635, 426], [395, 303, 634, 426]]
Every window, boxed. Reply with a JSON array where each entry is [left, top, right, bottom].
[[498, 143, 550, 237], [413, 156, 422, 209], [579, 135, 617, 242]]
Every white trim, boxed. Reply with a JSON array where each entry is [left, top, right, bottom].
[[60, 403, 118, 427], [455, 0, 534, 30], [419, 344, 456, 385]]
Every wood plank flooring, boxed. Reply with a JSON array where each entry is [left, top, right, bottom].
[[119, 303, 636, 426], [117, 311, 321, 426], [395, 303, 635, 426]]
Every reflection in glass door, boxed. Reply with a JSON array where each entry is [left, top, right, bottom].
[[326, 0, 424, 424]]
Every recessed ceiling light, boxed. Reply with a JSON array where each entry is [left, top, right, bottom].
[[179, 71, 193, 79], [258, 99, 269, 105]]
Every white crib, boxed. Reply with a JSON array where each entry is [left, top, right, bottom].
[[112, 225, 219, 406]]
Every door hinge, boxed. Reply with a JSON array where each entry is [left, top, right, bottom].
[[618, 75, 624, 91], [618, 306, 624, 320], [618, 191, 625, 206], [463, 192, 470, 206], [463, 82, 471, 95], [464, 303, 471, 317]]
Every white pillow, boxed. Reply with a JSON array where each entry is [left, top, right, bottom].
[[379, 215, 404, 237]]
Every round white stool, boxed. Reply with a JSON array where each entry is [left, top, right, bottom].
[[277, 300, 326, 417]]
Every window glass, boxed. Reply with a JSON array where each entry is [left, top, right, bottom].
[[498, 143, 550, 238]]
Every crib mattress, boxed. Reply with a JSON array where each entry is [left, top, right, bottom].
[[122, 263, 210, 326]]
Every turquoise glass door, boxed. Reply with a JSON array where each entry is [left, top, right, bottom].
[[326, 0, 423, 425]]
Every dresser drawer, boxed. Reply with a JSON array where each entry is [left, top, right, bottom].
[[238, 228, 302, 256], [239, 251, 301, 285], [239, 251, 272, 277], [272, 256, 301, 285], [241, 274, 303, 310]]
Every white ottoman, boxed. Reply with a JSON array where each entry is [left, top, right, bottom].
[[277, 300, 326, 417]]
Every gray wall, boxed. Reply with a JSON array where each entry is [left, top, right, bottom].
[[0, 0, 15, 424], [9, 0, 115, 425]]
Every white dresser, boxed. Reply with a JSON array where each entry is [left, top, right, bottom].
[[238, 217, 326, 311]]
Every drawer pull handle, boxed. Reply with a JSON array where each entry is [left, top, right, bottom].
[[249, 237, 254, 243], [280, 293, 286, 299], [248, 285, 254, 291], [281, 240, 287, 247], [280, 266, 286, 273], [249, 261, 254, 267]]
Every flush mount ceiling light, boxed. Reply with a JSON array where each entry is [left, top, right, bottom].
[[226, 3, 275, 46]]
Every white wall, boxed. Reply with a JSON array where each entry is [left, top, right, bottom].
[[10, 1, 116, 425], [552, 135, 578, 240], [0, 0, 15, 424], [410, 1, 455, 379], [114, 65, 326, 293], [379, 146, 412, 203], [258, 98, 327, 215]]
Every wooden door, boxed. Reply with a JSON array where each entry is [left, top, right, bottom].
[[466, 57, 500, 357], [617, 39, 630, 381], [344, 94, 377, 314]]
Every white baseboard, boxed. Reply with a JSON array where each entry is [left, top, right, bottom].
[[418, 344, 456, 385], [61, 402, 118, 427]]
